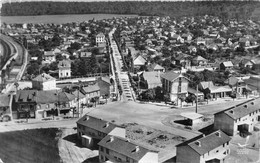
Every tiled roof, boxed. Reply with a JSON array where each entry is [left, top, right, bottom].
[[32, 73, 56, 82], [15, 90, 75, 104], [142, 71, 161, 85], [76, 115, 117, 134], [98, 135, 158, 161], [216, 98, 260, 120], [222, 61, 233, 67], [193, 55, 207, 61], [147, 63, 165, 71], [177, 130, 231, 155], [200, 81, 215, 90], [58, 60, 71, 68], [82, 84, 100, 94], [160, 71, 184, 81]]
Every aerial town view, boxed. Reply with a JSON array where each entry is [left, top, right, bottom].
[[0, 0, 260, 163]]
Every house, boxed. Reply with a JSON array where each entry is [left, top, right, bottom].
[[176, 130, 231, 163], [239, 38, 250, 47], [214, 98, 260, 136], [199, 81, 232, 99], [76, 115, 126, 148], [96, 77, 112, 97], [192, 56, 208, 66], [98, 135, 159, 163], [147, 63, 165, 72], [187, 87, 204, 101], [239, 59, 255, 69], [225, 76, 247, 95], [244, 76, 260, 96], [174, 53, 192, 68], [43, 51, 56, 63], [81, 84, 101, 104], [220, 61, 233, 71], [58, 60, 71, 78], [32, 73, 57, 91], [13, 90, 76, 119], [0, 94, 12, 122], [96, 33, 106, 47], [141, 71, 162, 89], [161, 71, 189, 105], [133, 55, 147, 67]]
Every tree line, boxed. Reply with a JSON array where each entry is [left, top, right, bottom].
[[2, 1, 260, 20]]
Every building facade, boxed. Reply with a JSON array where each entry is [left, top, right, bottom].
[[214, 98, 260, 136], [176, 130, 231, 163], [58, 60, 71, 78]]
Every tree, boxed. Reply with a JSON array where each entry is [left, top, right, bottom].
[[203, 88, 211, 104], [230, 91, 236, 101], [185, 94, 196, 106]]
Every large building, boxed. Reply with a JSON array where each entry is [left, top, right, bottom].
[[161, 71, 189, 105], [98, 135, 159, 163], [176, 130, 231, 163], [96, 33, 106, 47], [76, 115, 125, 149], [32, 73, 57, 91], [214, 98, 260, 136], [58, 60, 71, 78]]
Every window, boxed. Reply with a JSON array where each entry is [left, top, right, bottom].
[[106, 148, 109, 154], [227, 142, 229, 145], [100, 146, 104, 152], [126, 157, 130, 162], [216, 150, 219, 153], [223, 144, 225, 147]]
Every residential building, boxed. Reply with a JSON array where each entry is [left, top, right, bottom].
[[32, 73, 57, 91], [239, 59, 255, 69], [81, 84, 101, 103], [133, 55, 147, 67], [199, 81, 232, 99], [161, 71, 189, 104], [141, 71, 162, 89], [147, 63, 165, 72], [76, 115, 126, 148], [225, 76, 247, 95], [96, 77, 112, 97], [58, 60, 71, 78], [214, 98, 260, 136], [98, 135, 159, 163], [13, 90, 76, 119], [96, 33, 106, 47], [176, 130, 231, 163], [43, 51, 56, 63], [192, 56, 208, 66], [244, 76, 260, 96], [220, 61, 234, 71]]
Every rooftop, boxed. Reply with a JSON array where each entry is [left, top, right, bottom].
[[215, 98, 260, 120], [32, 73, 56, 82], [177, 130, 231, 155], [77, 115, 118, 134], [98, 135, 158, 161]]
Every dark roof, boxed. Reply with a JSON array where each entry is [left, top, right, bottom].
[[32, 73, 56, 82], [98, 135, 158, 161], [82, 84, 100, 94], [147, 63, 165, 71], [15, 90, 74, 104], [215, 98, 260, 120], [76, 115, 117, 134], [160, 71, 185, 81], [177, 130, 231, 155]]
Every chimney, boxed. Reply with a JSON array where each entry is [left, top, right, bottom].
[[85, 116, 89, 121], [229, 110, 234, 114], [215, 131, 221, 137], [104, 122, 109, 128], [135, 146, 140, 152], [244, 105, 248, 108], [126, 139, 130, 142], [109, 136, 114, 142], [195, 141, 201, 147]]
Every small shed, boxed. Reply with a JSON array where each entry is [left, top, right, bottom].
[[180, 112, 203, 126]]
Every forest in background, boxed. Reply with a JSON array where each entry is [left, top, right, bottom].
[[1, 1, 260, 21]]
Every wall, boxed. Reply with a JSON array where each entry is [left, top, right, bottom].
[[200, 143, 230, 163], [176, 145, 200, 163], [42, 80, 56, 90], [59, 68, 71, 78], [214, 113, 234, 136], [139, 152, 158, 163]]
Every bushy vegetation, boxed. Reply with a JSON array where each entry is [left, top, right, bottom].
[[2, 1, 260, 21]]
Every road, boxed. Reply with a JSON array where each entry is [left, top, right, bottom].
[[109, 28, 135, 102]]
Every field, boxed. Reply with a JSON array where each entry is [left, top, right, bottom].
[[0, 128, 62, 163]]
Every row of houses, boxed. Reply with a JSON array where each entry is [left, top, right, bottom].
[[77, 96, 260, 163]]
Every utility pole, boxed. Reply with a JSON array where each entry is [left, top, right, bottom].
[[196, 84, 198, 113]]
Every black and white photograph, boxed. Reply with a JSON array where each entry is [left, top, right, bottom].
[[0, 0, 260, 162]]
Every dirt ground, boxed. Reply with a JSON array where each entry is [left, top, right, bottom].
[[0, 128, 62, 163]]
